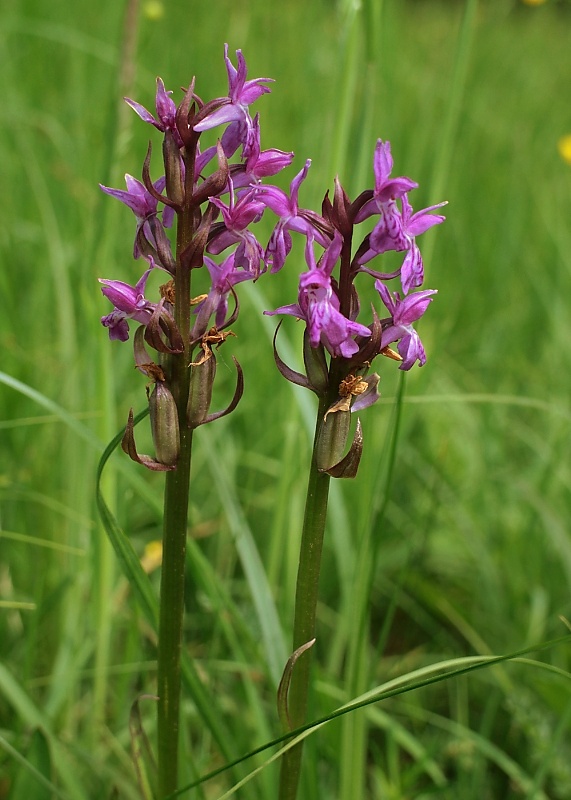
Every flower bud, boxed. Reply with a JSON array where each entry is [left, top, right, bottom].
[[149, 382, 180, 466], [187, 353, 217, 428], [315, 408, 351, 472], [163, 129, 185, 206]]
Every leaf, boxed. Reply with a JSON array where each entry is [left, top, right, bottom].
[[166, 633, 571, 799], [277, 640, 316, 731], [5, 729, 53, 800], [95, 412, 239, 769]]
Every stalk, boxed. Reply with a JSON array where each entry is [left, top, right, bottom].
[[278, 392, 332, 800], [157, 421, 192, 798], [157, 203, 195, 798]]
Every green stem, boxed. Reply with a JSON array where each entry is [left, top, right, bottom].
[[279, 394, 332, 800], [157, 417, 192, 798], [157, 195, 195, 797]]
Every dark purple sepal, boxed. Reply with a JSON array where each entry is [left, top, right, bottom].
[[192, 96, 232, 130], [331, 177, 352, 236], [121, 408, 177, 471], [346, 307, 383, 371], [180, 204, 215, 270], [351, 234, 373, 272], [142, 144, 178, 210], [134, 226, 161, 267], [350, 189, 374, 221], [147, 217, 176, 274], [299, 209, 335, 244], [219, 284, 240, 331], [133, 325, 166, 380], [163, 130, 185, 207], [191, 142, 229, 207], [272, 323, 316, 393], [176, 78, 200, 147]]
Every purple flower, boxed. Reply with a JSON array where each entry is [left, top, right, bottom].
[[99, 266, 158, 341], [376, 280, 437, 370], [354, 140, 418, 224], [230, 114, 294, 188], [192, 252, 255, 337], [193, 45, 273, 157], [208, 180, 266, 276], [125, 78, 183, 147], [370, 194, 446, 293], [266, 234, 371, 358], [257, 160, 330, 272], [354, 139, 446, 293], [99, 175, 174, 258]]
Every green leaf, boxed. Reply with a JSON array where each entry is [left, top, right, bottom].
[[95, 412, 238, 768], [6, 729, 52, 800]]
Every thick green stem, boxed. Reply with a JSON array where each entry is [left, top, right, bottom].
[[156, 351, 193, 797], [157, 198, 195, 798], [157, 418, 192, 798], [279, 394, 331, 800]]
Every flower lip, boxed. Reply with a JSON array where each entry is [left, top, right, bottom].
[[266, 235, 371, 359], [376, 281, 437, 370]]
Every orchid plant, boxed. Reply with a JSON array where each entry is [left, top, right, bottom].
[[98, 44, 445, 800]]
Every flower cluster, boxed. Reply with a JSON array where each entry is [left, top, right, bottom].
[[98, 45, 445, 474], [265, 139, 444, 373], [100, 46, 293, 348], [261, 139, 445, 475]]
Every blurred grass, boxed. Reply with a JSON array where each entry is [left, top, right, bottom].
[[1, 0, 571, 797]]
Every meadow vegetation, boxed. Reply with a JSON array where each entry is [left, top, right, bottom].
[[1, 0, 571, 797]]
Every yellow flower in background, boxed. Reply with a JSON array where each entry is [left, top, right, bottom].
[[141, 540, 163, 573], [521, 0, 548, 5], [143, 1, 164, 20], [558, 135, 571, 166]]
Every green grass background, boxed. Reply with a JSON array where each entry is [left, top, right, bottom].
[[1, 0, 571, 797]]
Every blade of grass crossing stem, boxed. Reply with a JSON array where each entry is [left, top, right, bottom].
[[168, 640, 571, 799], [95, 416, 238, 768]]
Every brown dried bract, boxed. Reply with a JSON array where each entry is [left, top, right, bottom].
[[189, 326, 236, 366], [137, 362, 166, 383], [159, 280, 176, 305], [339, 373, 368, 398], [324, 374, 370, 419]]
